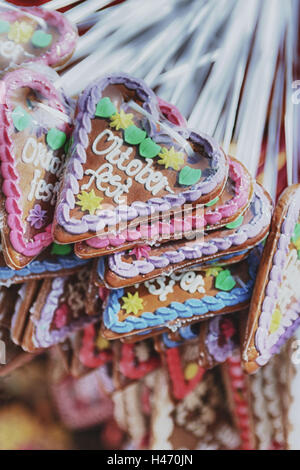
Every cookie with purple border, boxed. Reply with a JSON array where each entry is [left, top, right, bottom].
[[53, 73, 228, 244], [98, 183, 271, 289], [243, 184, 300, 373], [0, 67, 72, 269], [0, 5, 77, 72], [21, 268, 98, 352]]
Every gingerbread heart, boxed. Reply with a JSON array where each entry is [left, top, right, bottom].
[[54, 73, 229, 244], [243, 184, 300, 373], [75, 156, 253, 259], [0, 67, 72, 269], [0, 244, 89, 286], [98, 183, 271, 289], [0, 5, 77, 72], [101, 252, 259, 340], [21, 268, 97, 351]]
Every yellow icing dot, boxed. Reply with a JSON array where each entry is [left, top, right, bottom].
[[269, 308, 282, 334], [8, 21, 34, 44], [110, 110, 134, 130], [76, 189, 103, 215], [184, 362, 199, 380], [96, 335, 110, 350]]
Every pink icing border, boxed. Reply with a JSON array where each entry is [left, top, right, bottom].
[[1, 6, 77, 69], [84, 158, 251, 250], [0, 68, 68, 257]]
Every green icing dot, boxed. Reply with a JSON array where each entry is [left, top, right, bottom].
[[0, 20, 10, 34], [32, 30, 53, 48], [179, 166, 202, 186], [51, 243, 72, 256], [124, 125, 147, 145], [226, 215, 244, 229], [292, 223, 300, 243], [12, 106, 31, 132], [139, 138, 161, 158], [95, 97, 117, 118], [215, 269, 236, 291], [47, 128, 67, 151], [205, 197, 219, 207]]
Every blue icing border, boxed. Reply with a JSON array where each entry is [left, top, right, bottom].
[[103, 252, 259, 334], [0, 254, 89, 281]]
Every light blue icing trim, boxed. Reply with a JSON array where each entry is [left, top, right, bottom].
[[103, 252, 258, 334], [0, 254, 89, 282]]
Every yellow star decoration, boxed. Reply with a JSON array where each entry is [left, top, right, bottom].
[[121, 292, 144, 316], [205, 267, 223, 278], [269, 308, 282, 334], [8, 21, 34, 44], [110, 109, 134, 130], [76, 189, 103, 215], [157, 146, 185, 170]]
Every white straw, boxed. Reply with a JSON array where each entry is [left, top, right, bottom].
[[65, 0, 112, 24], [43, 0, 80, 10]]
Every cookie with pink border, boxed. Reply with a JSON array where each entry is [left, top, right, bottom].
[[0, 5, 77, 72], [53, 73, 229, 244], [243, 184, 300, 373], [0, 67, 72, 269], [75, 156, 253, 258], [98, 183, 271, 289]]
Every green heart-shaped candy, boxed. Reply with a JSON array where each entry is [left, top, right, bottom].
[[12, 106, 31, 132], [47, 128, 67, 151], [32, 30, 53, 48], [139, 138, 161, 158], [124, 125, 147, 145], [95, 97, 117, 118], [215, 269, 236, 291], [179, 166, 202, 186]]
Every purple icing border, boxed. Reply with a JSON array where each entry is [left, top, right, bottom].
[[55, 73, 227, 236], [254, 186, 300, 364], [32, 277, 96, 348], [108, 183, 271, 279]]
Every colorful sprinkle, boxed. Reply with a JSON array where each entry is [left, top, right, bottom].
[[110, 110, 134, 130], [46, 128, 67, 150], [31, 30, 53, 48], [124, 125, 147, 145], [121, 292, 144, 316], [178, 166, 202, 186], [8, 21, 34, 44], [0, 21, 10, 34], [12, 106, 31, 132], [157, 146, 185, 170], [95, 97, 117, 118], [51, 243, 72, 256], [205, 197, 219, 207], [215, 269, 236, 291], [76, 189, 103, 215], [184, 362, 199, 380], [225, 215, 244, 229], [139, 138, 161, 158]]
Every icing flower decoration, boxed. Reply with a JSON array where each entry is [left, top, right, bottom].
[[269, 308, 282, 334], [27, 204, 47, 229], [205, 267, 223, 278], [157, 146, 185, 170], [121, 292, 144, 316], [8, 21, 34, 44], [76, 190, 103, 215], [130, 245, 151, 260], [110, 109, 134, 130]]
